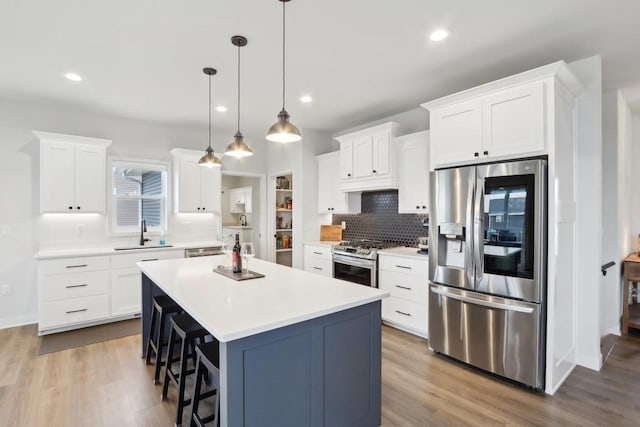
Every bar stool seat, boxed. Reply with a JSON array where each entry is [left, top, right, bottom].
[[162, 313, 210, 427], [190, 341, 220, 427], [145, 295, 182, 384]]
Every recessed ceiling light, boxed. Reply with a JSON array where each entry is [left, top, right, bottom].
[[429, 29, 449, 42], [216, 105, 227, 112], [64, 73, 82, 82], [300, 95, 313, 103]]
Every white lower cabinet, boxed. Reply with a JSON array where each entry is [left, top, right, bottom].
[[303, 244, 333, 277], [379, 253, 429, 338], [38, 249, 183, 334]]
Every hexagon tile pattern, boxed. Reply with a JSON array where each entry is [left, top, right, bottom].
[[333, 190, 428, 247]]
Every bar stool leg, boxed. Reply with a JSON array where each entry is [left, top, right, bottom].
[[161, 326, 176, 401], [176, 338, 190, 426], [145, 305, 157, 365], [154, 309, 168, 384], [190, 356, 204, 427]]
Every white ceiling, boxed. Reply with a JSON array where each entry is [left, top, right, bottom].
[[1, 0, 640, 134]]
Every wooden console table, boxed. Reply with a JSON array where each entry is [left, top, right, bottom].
[[622, 254, 640, 333]]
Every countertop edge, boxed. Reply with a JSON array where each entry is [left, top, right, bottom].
[[377, 247, 429, 260]]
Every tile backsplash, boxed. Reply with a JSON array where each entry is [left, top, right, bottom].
[[332, 190, 428, 247]]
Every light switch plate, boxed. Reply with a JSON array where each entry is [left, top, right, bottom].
[[341, 221, 346, 230]]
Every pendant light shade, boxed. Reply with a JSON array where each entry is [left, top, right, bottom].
[[266, 0, 302, 143], [225, 36, 254, 158], [199, 67, 222, 168]]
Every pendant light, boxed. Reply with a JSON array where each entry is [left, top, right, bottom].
[[199, 67, 222, 168], [224, 36, 254, 158], [266, 0, 302, 143]]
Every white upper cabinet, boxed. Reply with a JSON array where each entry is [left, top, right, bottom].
[[170, 149, 221, 213], [482, 80, 545, 158], [397, 131, 430, 214], [429, 99, 482, 167], [336, 122, 398, 192], [229, 186, 252, 214], [36, 132, 111, 213], [422, 61, 580, 170], [317, 151, 361, 214]]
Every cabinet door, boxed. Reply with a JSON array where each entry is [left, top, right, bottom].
[[317, 155, 333, 213], [372, 131, 391, 176], [398, 136, 429, 213], [331, 159, 349, 213], [352, 136, 373, 178], [430, 99, 482, 168], [74, 144, 106, 212], [111, 268, 142, 317], [482, 80, 545, 158], [41, 141, 76, 212], [243, 188, 252, 213], [339, 140, 353, 179], [177, 157, 201, 212], [200, 166, 221, 212]]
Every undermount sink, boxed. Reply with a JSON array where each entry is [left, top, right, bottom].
[[114, 245, 174, 251]]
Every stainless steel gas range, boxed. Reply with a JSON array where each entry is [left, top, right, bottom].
[[332, 240, 398, 288]]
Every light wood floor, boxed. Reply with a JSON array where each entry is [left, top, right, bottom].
[[1, 324, 639, 426]]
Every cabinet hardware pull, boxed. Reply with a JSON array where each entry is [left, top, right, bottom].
[[313, 267, 323, 270], [197, 207, 201, 210], [422, 206, 426, 209], [416, 205, 420, 209], [395, 310, 411, 317], [373, 170, 377, 173], [68, 206, 73, 210], [66, 284, 88, 289], [66, 264, 88, 269], [395, 265, 412, 270], [66, 308, 88, 314], [141, 258, 159, 262], [313, 251, 323, 255], [474, 152, 479, 157], [202, 207, 206, 210], [347, 173, 351, 177], [76, 206, 81, 210], [395, 285, 412, 290], [483, 150, 489, 155]]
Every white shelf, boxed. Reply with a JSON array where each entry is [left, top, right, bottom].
[[276, 248, 293, 253], [276, 229, 292, 232], [276, 188, 293, 192], [276, 208, 293, 212]]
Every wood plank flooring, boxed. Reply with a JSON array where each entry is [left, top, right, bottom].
[[1, 323, 639, 426]]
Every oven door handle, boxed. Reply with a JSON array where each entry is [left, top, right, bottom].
[[332, 254, 375, 269]]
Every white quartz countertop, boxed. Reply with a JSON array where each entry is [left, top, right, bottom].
[[304, 241, 341, 247], [35, 240, 224, 260], [137, 255, 388, 342], [377, 247, 429, 260], [222, 225, 253, 230]]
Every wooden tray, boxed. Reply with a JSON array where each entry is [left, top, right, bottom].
[[213, 266, 265, 281], [320, 225, 342, 241]]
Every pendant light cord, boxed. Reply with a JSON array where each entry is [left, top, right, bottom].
[[237, 43, 241, 132], [208, 74, 212, 149], [281, 0, 286, 110]]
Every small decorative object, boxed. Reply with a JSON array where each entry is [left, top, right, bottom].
[[637, 233, 640, 256], [287, 199, 292, 209]]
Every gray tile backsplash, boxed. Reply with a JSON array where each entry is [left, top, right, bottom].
[[332, 190, 428, 247]]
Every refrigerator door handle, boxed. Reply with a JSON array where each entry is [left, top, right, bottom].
[[465, 169, 475, 285], [431, 285, 534, 314], [474, 172, 484, 285]]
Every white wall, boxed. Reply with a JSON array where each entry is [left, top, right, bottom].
[[0, 97, 268, 328]]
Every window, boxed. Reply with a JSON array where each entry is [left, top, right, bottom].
[[111, 160, 167, 234]]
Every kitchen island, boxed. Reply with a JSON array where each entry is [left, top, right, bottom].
[[138, 255, 388, 427]]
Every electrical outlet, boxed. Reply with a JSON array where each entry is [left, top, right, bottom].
[[341, 221, 346, 230], [1, 284, 12, 296]]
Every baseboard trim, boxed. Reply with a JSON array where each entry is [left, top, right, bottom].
[[602, 325, 621, 336], [576, 351, 602, 371], [545, 363, 576, 395], [0, 314, 38, 330]]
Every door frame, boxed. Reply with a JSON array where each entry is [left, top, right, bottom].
[[221, 171, 267, 260]]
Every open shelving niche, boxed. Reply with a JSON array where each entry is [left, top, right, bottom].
[[274, 173, 293, 267]]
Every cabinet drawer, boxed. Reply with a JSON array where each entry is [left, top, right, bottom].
[[382, 296, 428, 335], [39, 294, 110, 330], [304, 244, 332, 260], [110, 249, 183, 269], [38, 256, 110, 276], [304, 258, 333, 277], [40, 270, 109, 302], [379, 270, 428, 304], [379, 255, 428, 276]]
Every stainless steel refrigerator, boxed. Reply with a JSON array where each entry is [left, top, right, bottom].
[[428, 159, 546, 390]]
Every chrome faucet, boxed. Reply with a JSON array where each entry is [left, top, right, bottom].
[[239, 214, 248, 227], [140, 219, 151, 246]]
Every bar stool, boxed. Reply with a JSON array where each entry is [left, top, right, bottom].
[[145, 295, 182, 384], [162, 313, 210, 427], [190, 341, 220, 427]]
